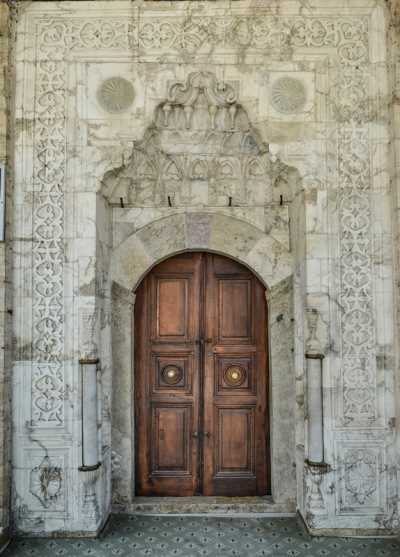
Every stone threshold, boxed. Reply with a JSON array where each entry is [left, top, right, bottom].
[[116, 496, 296, 517]]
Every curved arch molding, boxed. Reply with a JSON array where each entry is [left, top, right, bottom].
[[110, 212, 292, 292]]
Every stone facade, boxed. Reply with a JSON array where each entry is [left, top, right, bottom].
[[0, 0, 399, 544], [0, 1, 10, 550]]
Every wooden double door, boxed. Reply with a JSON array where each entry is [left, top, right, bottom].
[[135, 252, 269, 496]]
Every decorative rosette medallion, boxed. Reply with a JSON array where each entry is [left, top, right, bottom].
[[161, 365, 183, 386], [97, 77, 135, 113], [270, 76, 306, 114], [224, 365, 246, 387]]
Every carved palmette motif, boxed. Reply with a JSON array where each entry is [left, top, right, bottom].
[[38, 16, 368, 62], [134, 16, 368, 62]]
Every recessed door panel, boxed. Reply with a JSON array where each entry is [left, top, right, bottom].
[[152, 404, 192, 474], [157, 278, 188, 339], [218, 279, 253, 343], [151, 350, 194, 394], [215, 354, 256, 396], [216, 406, 255, 474], [135, 253, 201, 496]]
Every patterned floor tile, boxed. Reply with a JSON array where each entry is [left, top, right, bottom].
[[3, 516, 400, 557]]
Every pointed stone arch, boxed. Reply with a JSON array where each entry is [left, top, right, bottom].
[[110, 212, 292, 293]]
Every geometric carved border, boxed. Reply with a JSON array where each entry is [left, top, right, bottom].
[[337, 127, 378, 427]]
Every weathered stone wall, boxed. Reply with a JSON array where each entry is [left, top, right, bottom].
[[386, 0, 400, 536], [9, 0, 400, 537], [0, 1, 10, 550]]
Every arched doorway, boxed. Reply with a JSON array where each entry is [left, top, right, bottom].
[[134, 252, 270, 497]]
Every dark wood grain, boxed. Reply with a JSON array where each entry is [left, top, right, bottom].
[[135, 253, 270, 496], [203, 254, 269, 496], [135, 253, 202, 496]]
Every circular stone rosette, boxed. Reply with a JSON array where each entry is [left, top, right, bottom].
[[270, 77, 306, 114], [97, 77, 135, 114]]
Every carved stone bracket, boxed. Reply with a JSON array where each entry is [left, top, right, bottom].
[[305, 459, 331, 515]]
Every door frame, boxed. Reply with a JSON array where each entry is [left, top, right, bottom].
[[111, 251, 295, 507]]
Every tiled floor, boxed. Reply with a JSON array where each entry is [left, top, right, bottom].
[[3, 515, 400, 556]]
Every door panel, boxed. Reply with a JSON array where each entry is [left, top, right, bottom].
[[135, 253, 202, 496], [151, 350, 194, 394], [135, 252, 269, 497], [215, 355, 256, 396], [218, 279, 253, 343], [216, 406, 255, 473], [156, 278, 189, 339], [203, 254, 268, 496], [151, 404, 192, 473]]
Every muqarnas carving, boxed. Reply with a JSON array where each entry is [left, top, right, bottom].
[[102, 71, 299, 207]]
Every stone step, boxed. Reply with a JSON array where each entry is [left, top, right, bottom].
[[115, 497, 296, 517]]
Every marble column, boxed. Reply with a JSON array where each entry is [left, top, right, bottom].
[[79, 358, 100, 470], [78, 358, 101, 525], [304, 309, 329, 516], [305, 308, 326, 465], [306, 353, 324, 464]]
